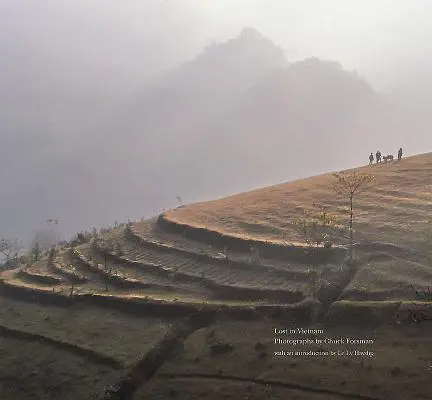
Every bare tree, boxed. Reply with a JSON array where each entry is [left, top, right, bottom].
[[91, 227, 98, 237], [0, 238, 21, 266], [124, 222, 133, 235], [311, 202, 338, 248], [31, 240, 41, 262], [47, 247, 57, 266], [0, 238, 19, 260], [103, 253, 112, 292], [332, 171, 375, 263], [293, 207, 338, 300]]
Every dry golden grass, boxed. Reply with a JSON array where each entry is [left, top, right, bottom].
[[164, 152, 432, 248], [162, 153, 432, 301]]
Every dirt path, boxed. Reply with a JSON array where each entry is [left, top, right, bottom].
[[100, 310, 217, 400]]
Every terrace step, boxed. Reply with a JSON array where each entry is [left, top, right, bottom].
[[130, 219, 339, 280], [49, 250, 88, 283], [70, 247, 149, 290], [95, 231, 309, 301]]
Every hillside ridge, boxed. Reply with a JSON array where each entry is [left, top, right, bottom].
[[162, 152, 432, 245], [1, 152, 431, 330]]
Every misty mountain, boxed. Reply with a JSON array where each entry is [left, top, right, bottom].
[[103, 28, 408, 189], [103, 27, 288, 156], [0, 28, 411, 244], [142, 51, 410, 196]]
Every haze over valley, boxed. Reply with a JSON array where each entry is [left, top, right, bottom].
[[1, 0, 431, 246], [1, 4, 432, 399]]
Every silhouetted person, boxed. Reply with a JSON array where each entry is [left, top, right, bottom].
[[375, 150, 381, 163], [369, 153, 374, 165], [398, 147, 403, 160]]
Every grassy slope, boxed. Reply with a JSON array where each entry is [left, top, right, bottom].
[[1, 154, 432, 400], [0, 296, 173, 400], [3, 154, 431, 303], [0, 297, 171, 367], [135, 319, 432, 400], [164, 153, 432, 299], [164, 153, 432, 247], [0, 336, 122, 400]]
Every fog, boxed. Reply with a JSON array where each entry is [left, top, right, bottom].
[[1, 0, 431, 246], [4, 1, 431, 85]]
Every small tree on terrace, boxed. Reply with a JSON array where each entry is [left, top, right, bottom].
[[293, 207, 338, 299], [31, 240, 41, 262], [47, 247, 57, 266], [311, 202, 338, 248], [103, 253, 114, 292], [332, 171, 375, 263]]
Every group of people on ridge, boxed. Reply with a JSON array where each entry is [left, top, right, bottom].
[[369, 147, 403, 165]]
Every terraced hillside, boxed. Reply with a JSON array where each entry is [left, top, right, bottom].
[[1, 153, 432, 400], [162, 152, 432, 305], [2, 153, 432, 312]]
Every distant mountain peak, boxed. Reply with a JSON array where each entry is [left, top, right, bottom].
[[197, 26, 287, 68], [239, 27, 265, 40]]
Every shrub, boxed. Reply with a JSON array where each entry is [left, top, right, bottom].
[[210, 341, 234, 355], [412, 285, 432, 301], [124, 224, 132, 235], [324, 241, 333, 248]]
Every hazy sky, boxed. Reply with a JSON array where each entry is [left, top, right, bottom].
[[2, 0, 432, 90], [194, 0, 432, 90]]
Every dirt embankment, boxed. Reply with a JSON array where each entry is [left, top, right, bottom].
[[210, 285, 304, 303], [15, 270, 63, 285], [0, 324, 122, 369], [0, 278, 202, 318], [157, 214, 346, 264], [0, 278, 75, 307], [0, 277, 316, 321]]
